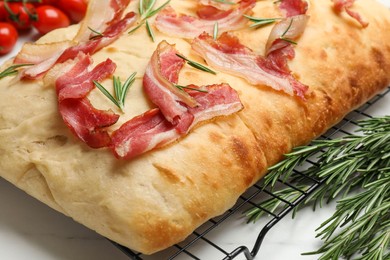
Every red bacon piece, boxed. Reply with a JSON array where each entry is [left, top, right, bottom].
[[15, 42, 73, 79], [332, 0, 368, 28], [74, 0, 131, 42], [15, 0, 134, 79], [59, 98, 119, 148], [111, 109, 178, 159], [57, 56, 117, 101], [265, 0, 309, 56], [143, 41, 197, 125], [279, 0, 308, 17], [111, 84, 243, 159], [197, 5, 234, 20], [265, 14, 309, 56], [155, 0, 255, 39], [192, 32, 308, 98], [56, 53, 119, 148], [19, 11, 136, 79], [57, 12, 137, 64], [186, 83, 244, 128]]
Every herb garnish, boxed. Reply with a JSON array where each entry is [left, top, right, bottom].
[[246, 116, 390, 259], [0, 64, 33, 80], [93, 72, 137, 112], [145, 20, 155, 42], [88, 26, 104, 40], [174, 84, 208, 93], [244, 15, 282, 28], [129, 0, 171, 42], [176, 54, 216, 75]]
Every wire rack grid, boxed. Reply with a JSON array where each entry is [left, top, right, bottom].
[[113, 87, 390, 260]]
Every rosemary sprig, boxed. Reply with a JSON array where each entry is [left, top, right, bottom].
[[174, 84, 208, 93], [143, 0, 170, 19], [93, 72, 136, 112], [303, 177, 390, 260], [128, 21, 145, 35], [88, 26, 104, 40], [145, 20, 155, 42], [244, 15, 282, 28], [247, 116, 390, 259], [0, 64, 33, 80], [131, 0, 171, 41], [176, 54, 216, 75]]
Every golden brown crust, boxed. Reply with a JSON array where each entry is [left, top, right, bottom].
[[1, 0, 390, 255]]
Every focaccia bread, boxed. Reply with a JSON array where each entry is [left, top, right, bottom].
[[1, 0, 390, 255]]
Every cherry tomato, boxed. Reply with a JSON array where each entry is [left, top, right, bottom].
[[0, 22, 18, 55], [57, 0, 87, 23], [32, 5, 70, 35], [0, 2, 7, 21], [4, 2, 36, 30]]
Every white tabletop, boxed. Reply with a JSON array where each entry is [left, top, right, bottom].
[[1, 1, 390, 259]]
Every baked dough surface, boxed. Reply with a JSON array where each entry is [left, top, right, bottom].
[[1, 0, 390, 254]]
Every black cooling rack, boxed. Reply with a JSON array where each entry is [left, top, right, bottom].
[[113, 87, 390, 260]]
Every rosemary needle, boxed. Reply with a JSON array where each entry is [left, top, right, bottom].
[[132, 0, 171, 39], [174, 84, 208, 93], [176, 54, 217, 75], [93, 72, 136, 112], [0, 64, 33, 80], [88, 26, 104, 40], [145, 20, 155, 42], [244, 15, 282, 28]]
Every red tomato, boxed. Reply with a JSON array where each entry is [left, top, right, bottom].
[[33, 5, 70, 35], [57, 0, 87, 23], [4, 2, 36, 30], [0, 2, 7, 21], [0, 22, 18, 55]]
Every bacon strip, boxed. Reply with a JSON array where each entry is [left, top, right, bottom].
[[56, 53, 119, 148], [59, 98, 119, 148], [332, 0, 368, 28], [18, 11, 136, 79], [192, 32, 308, 98], [143, 41, 197, 124], [57, 12, 137, 64], [14, 41, 73, 64], [111, 109, 178, 159], [155, 0, 255, 39], [111, 84, 243, 159], [186, 83, 243, 128], [74, 0, 131, 42], [14, 0, 133, 79], [265, 14, 309, 56]]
